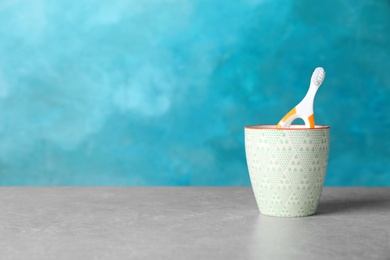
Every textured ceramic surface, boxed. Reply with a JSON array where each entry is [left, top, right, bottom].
[[245, 125, 330, 217]]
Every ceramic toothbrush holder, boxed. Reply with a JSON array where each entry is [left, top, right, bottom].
[[244, 125, 330, 217]]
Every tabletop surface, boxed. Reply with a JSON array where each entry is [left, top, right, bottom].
[[0, 187, 389, 260]]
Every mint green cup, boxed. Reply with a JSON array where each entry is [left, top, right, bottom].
[[244, 125, 330, 217]]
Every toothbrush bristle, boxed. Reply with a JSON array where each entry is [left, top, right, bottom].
[[312, 67, 325, 86]]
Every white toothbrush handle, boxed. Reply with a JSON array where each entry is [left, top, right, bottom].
[[276, 67, 325, 128]]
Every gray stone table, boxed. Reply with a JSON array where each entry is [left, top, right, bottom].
[[0, 187, 389, 259]]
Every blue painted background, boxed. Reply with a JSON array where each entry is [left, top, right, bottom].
[[0, 0, 389, 186]]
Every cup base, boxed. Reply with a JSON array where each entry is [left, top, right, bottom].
[[259, 211, 316, 218]]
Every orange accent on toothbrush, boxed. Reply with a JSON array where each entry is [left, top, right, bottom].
[[276, 67, 325, 129], [308, 114, 315, 128], [276, 107, 296, 128]]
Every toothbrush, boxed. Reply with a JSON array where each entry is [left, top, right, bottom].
[[276, 67, 325, 128]]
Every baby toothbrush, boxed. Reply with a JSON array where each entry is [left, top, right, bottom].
[[276, 67, 325, 128]]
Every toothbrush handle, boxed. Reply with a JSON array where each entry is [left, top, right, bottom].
[[306, 114, 315, 128], [276, 107, 296, 128], [276, 108, 315, 128]]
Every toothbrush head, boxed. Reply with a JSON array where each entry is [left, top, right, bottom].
[[311, 67, 325, 87]]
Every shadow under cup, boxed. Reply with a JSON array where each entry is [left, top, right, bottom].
[[245, 125, 330, 217]]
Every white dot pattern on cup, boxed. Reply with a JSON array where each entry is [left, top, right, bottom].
[[245, 128, 330, 217]]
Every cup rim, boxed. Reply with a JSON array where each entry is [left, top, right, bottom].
[[245, 124, 330, 130]]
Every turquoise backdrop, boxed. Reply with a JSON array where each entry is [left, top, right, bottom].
[[0, 0, 389, 185]]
